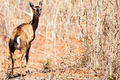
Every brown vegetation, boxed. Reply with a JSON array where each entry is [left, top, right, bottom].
[[0, 0, 120, 80]]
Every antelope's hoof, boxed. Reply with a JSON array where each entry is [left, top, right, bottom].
[[26, 69, 31, 74]]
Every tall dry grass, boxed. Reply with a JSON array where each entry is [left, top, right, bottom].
[[0, 0, 120, 79]]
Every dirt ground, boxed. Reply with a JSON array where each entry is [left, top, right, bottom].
[[0, 34, 118, 80]]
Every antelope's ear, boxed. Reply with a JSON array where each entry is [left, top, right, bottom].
[[39, 1, 42, 6], [29, 1, 34, 8]]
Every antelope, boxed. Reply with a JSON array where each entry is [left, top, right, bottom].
[[8, 1, 42, 77]]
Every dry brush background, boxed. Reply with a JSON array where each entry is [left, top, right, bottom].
[[0, 0, 120, 80]]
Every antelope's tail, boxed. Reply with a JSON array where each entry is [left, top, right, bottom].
[[14, 34, 21, 49]]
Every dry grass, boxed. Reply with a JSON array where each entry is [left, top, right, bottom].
[[0, 0, 120, 79]]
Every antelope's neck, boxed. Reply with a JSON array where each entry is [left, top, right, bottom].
[[32, 14, 39, 32]]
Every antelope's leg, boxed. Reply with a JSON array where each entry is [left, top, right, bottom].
[[26, 44, 31, 73], [9, 39, 15, 76], [10, 53, 14, 75], [20, 49, 27, 78]]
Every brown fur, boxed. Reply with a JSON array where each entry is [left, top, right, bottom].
[[8, 1, 42, 77]]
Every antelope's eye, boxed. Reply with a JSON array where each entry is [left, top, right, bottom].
[[40, 8, 42, 11], [33, 8, 35, 11]]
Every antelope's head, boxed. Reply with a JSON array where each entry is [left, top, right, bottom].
[[29, 1, 42, 17]]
